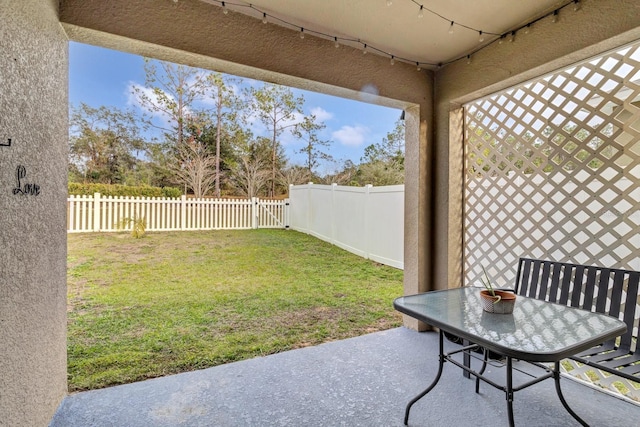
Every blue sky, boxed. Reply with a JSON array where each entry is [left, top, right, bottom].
[[69, 42, 401, 174]]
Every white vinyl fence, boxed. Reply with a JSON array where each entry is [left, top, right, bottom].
[[67, 193, 289, 233], [289, 183, 404, 269]]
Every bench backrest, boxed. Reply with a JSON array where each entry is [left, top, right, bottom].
[[514, 258, 640, 351]]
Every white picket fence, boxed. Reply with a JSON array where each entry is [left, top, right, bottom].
[[67, 193, 289, 233], [288, 183, 404, 269]]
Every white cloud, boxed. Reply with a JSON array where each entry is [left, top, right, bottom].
[[331, 125, 369, 147], [310, 107, 333, 122]]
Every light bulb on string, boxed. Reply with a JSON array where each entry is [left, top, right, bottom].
[[222, 1, 228, 15], [262, 13, 267, 24], [524, 24, 531, 34], [509, 31, 515, 42], [418, 5, 424, 18], [334, 37, 339, 48], [299, 28, 304, 39], [448, 21, 454, 34], [573, 0, 581, 11], [390, 56, 395, 65], [498, 35, 505, 45], [552, 10, 558, 23], [478, 31, 484, 43], [416, 62, 421, 71], [362, 44, 368, 55], [466, 55, 472, 65]]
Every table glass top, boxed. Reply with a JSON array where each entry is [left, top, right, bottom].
[[394, 288, 626, 361]]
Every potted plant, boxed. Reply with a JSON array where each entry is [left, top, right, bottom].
[[479, 266, 516, 314]]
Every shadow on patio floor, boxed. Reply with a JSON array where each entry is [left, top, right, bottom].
[[50, 327, 639, 426]]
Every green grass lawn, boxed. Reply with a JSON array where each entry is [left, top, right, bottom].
[[67, 229, 403, 391]]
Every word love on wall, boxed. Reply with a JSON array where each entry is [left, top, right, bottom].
[[13, 165, 40, 196], [2, 136, 41, 196]]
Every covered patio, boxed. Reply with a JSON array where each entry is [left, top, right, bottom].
[[2, 1, 640, 426], [51, 328, 640, 426]]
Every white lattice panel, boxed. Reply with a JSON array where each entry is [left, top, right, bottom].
[[464, 40, 640, 400]]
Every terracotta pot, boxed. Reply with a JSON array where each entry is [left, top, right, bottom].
[[480, 290, 516, 314]]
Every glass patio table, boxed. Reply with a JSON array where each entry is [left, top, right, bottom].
[[394, 287, 627, 427]]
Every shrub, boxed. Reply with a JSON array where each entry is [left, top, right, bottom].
[[116, 216, 147, 238], [68, 183, 182, 198]]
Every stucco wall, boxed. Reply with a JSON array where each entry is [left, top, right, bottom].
[[0, 0, 68, 425], [59, 0, 434, 318], [434, 0, 640, 289]]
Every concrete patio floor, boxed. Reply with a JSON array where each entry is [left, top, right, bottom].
[[50, 327, 640, 427]]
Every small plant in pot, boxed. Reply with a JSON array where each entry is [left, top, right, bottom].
[[479, 266, 516, 314]]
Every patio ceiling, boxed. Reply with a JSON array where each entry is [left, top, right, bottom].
[[207, 0, 569, 67]]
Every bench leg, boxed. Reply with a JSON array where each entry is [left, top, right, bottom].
[[553, 362, 588, 427]]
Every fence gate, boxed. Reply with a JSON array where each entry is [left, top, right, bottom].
[[255, 198, 289, 229]]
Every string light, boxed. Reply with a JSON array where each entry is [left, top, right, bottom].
[[466, 55, 472, 65], [390, 55, 395, 65], [206, 0, 583, 70]]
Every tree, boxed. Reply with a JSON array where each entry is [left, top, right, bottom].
[[356, 161, 404, 186], [326, 160, 358, 185], [361, 119, 405, 164], [131, 59, 210, 147], [280, 165, 312, 189], [69, 103, 146, 184], [169, 117, 217, 198], [246, 84, 303, 196], [293, 115, 334, 175], [356, 119, 405, 186], [228, 139, 272, 198], [206, 73, 239, 197]]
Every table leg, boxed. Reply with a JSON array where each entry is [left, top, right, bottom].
[[553, 361, 588, 427], [475, 349, 489, 394], [463, 338, 471, 379], [404, 330, 445, 426], [506, 357, 515, 427]]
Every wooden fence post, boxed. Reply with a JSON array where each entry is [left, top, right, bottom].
[[93, 192, 101, 232], [251, 197, 258, 229], [180, 195, 187, 230]]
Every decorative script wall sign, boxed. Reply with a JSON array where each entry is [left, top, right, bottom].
[[12, 165, 40, 196]]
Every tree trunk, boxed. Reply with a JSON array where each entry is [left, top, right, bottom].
[[215, 90, 222, 198]]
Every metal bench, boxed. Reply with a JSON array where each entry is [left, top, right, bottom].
[[515, 257, 640, 383]]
